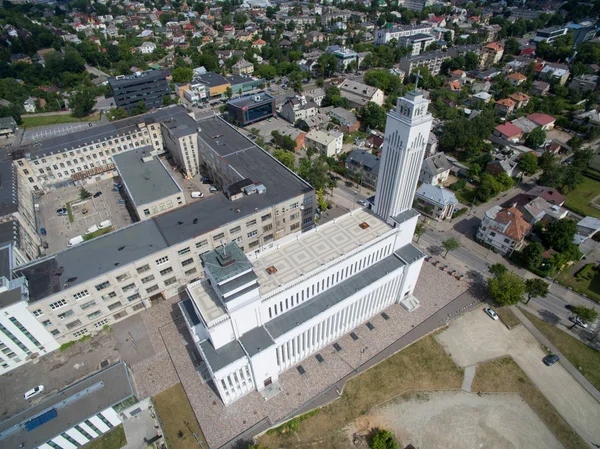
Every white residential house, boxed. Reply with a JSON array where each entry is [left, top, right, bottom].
[[419, 153, 452, 186], [338, 80, 384, 109], [305, 129, 343, 157], [23, 97, 36, 113], [279, 96, 318, 124], [137, 42, 156, 54], [414, 183, 457, 221], [476, 205, 532, 254]]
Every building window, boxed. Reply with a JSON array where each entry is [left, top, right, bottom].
[[94, 319, 110, 328], [107, 301, 122, 311], [127, 293, 141, 302], [230, 226, 241, 234], [185, 268, 197, 276], [144, 209, 150, 216], [263, 224, 273, 232], [102, 292, 117, 301], [50, 299, 67, 310], [137, 264, 150, 274], [248, 240, 259, 249], [164, 277, 177, 286], [246, 219, 257, 227], [247, 230, 258, 238], [95, 281, 110, 291], [146, 285, 159, 293], [490, 231, 496, 237], [58, 310, 74, 320], [213, 232, 225, 241], [50, 329, 60, 336], [80, 300, 96, 310], [32, 309, 43, 317], [178, 247, 191, 256], [156, 256, 169, 265], [72, 290, 90, 300], [65, 319, 82, 330], [42, 319, 51, 327], [181, 258, 194, 266], [141, 275, 155, 283], [196, 240, 208, 248], [261, 213, 272, 221], [122, 283, 136, 292], [291, 223, 300, 231], [87, 310, 102, 320], [116, 273, 131, 282]]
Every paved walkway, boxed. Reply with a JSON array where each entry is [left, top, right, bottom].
[[513, 306, 600, 404], [461, 366, 476, 393]]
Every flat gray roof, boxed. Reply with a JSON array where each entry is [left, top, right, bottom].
[[391, 208, 420, 225], [395, 243, 425, 265], [108, 70, 169, 87], [114, 146, 182, 207], [12, 105, 190, 160], [15, 220, 169, 302], [0, 287, 21, 309], [0, 221, 17, 247], [265, 251, 405, 339], [0, 362, 133, 449], [228, 92, 274, 109], [199, 338, 246, 373], [0, 161, 17, 216], [201, 243, 253, 285], [239, 326, 274, 357]]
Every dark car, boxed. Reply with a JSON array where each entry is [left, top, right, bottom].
[[565, 304, 575, 311], [93, 191, 102, 198], [40, 228, 47, 236], [56, 207, 67, 216], [543, 354, 560, 366]]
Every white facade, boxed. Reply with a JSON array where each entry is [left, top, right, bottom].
[[374, 24, 433, 45], [305, 130, 343, 157], [374, 90, 433, 225]]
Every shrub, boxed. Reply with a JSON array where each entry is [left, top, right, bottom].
[[59, 341, 75, 351]]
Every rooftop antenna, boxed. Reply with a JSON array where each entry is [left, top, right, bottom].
[[220, 239, 227, 257]]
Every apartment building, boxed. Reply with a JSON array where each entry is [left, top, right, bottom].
[[14, 116, 315, 342], [479, 42, 504, 69], [374, 24, 433, 45], [10, 106, 192, 193], [114, 146, 185, 221], [398, 51, 449, 76], [160, 114, 201, 177], [305, 130, 343, 157], [477, 205, 531, 254], [179, 89, 433, 406], [399, 33, 435, 56], [533, 26, 568, 43], [338, 79, 384, 108], [280, 95, 318, 124], [108, 70, 170, 113]]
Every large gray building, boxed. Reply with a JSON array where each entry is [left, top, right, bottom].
[[108, 70, 170, 112]]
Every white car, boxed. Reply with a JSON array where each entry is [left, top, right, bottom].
[[484, 307, 499, 321], [24, 385, 44, 400], [569, 316, 588, 328]]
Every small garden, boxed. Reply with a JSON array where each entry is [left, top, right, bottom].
[[556, 263, 600, 302]]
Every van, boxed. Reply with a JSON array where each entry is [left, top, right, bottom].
[[67, 235, 84, 247], [99, 220, 112, 229], [191, 191, 204, 198], [209, 185, 217, 193], [86, 225, 99, 234], [24, 385, 44, 400]]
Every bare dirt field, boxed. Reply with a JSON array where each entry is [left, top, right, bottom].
[[346, 390, 562, 449]]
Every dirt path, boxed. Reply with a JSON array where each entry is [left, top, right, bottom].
[[346, 391, 562, 449]]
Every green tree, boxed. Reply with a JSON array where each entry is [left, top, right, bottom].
[[518, 152, 538, 176], [172, 67, 193, 83], [317, 53, 339, 77], [70, 88, 95, 118], [488, 263, 508, 277], [106, 107, 128, 121], [542, 219, 578, 252], [225, 86, 233, 99], [488, 271, 526, 306], [130, 101, 147, 116], [442, 237, 460, 258], [249, 128, 260, 138], [370, 429, 399, 449], [524, 278, 549, 304], [521, 242, 544, 269], [571, 306, 598, 325], [414, 222, 425, 243], [525, 127, 546, 148], [79, 187, 91, 200], [360, 102, 387, 131], [504, 37, 520, 55], [272, 149, 296, 171]]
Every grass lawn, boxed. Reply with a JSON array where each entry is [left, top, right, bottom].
[[565, 176, 600, 219], [258, 335, 463, 448], [453, 186, 476, 205], [472, 357, 587, 449], [153, 383, 207, 449], [21, 113, 101, 129], [83, 226, 113, 241], [556, 263, 600, 303], [66, 200, 75, 223], [82, 424, 126, 449], [495, 306, 521, 329], [522, 310, 600, 391]]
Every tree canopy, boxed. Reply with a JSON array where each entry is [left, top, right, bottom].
[[541, 219, 578, 252], [524, 278, 549, 303], [488, 271, 526, 306], [518, 152, 539, 176], [70, 88, 95, 118], [360, 102, 387, 132], [525, 127, 547, 149], [172, 67, 193, 83]]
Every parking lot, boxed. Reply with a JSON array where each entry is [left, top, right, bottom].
[[160, 155, 219, 204], [37, 178, 133, 254]]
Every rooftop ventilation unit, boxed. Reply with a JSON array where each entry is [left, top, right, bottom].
[[141, 155, 154, 163], [243, 184, 257, 195], [253, 95, 262, 102], [255, 184, 266, 194]]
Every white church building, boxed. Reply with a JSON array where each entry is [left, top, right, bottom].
[[179, 89, 434, 405]]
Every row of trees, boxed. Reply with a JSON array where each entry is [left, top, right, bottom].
[[539, 149, 594, 194]]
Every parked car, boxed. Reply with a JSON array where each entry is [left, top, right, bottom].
[[358, 200, 367, 207], [565, 304, 575, 311], [68, 235, 84, 247], [202, 178, 212, 185], [484, 307, 499, 321], [568, 316, 588, 328], [99, 220, 112, 229], [209, 185, 218, 193], [56, 207, 67, 216], [40, 228, 47, 236], [543, 354, 560, 366], [24, 385, 44, 400], [117, 199, 126, 205], [93, 191, 102, 198], [113, 183, 122, 189], [191, 191, 204, 198]]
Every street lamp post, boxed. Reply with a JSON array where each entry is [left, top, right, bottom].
[[356, 347, 368, 373]]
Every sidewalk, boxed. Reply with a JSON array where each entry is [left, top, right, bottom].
[[512, 306, 600, 404]]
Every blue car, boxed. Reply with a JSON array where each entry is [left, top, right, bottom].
[[40, 228, 47, 236]]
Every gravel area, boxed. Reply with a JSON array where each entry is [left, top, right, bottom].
[[347, 391, 562, 449], [142, 262, 472, 448]]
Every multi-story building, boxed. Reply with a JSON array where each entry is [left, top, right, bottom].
[[338, 79, 384, 108], [160, 113, 200, 177], [0, 223, 59, 375], [304, 129, 343, 157], [414, 183, 457, 221], [231, 59, 254, 76], [280, 16, 317, 30], [398, 33, 435, 56], [280, 95, 318, 124], [567, 23, 596, 46], [479, 42, 504, 69], [194, 72, 231, 99], [10, 106, 192, 193], [533, 26, 568, 43], [0, 361, 134, 448], [345, 149, 380, 188], [114, 146, 185, 221], [108, 70, 170, 113], [374, 24, 433, 45], [476, 205, 531, 254], [14, 116, 315, 342], [398, 51, 449, 76], [227, 93, 276, 127], [569, 74, 599, 92], [179, 90, 433, 406], [327, 46, 361, 71], [419, 153, 452, 186]]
